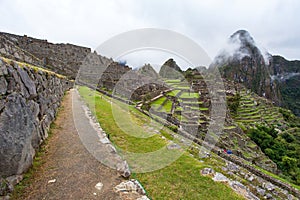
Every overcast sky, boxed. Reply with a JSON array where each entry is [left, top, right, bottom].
[[0, 0, 299, 69]]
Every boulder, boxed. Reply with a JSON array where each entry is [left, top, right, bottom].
[[114, 179, 146, 198], [226, 162, 239, 172], [264, 193, 273, 199], [256, 186, 266, 196], [212, 172, 229, 182], [287, 194, 294, 200], [264, 182, 275, 191], [245, 174, 255, 182]]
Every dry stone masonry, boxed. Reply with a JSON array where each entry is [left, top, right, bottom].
[[0, 58, 71, 183]]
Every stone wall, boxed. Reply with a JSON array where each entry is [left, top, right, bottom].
[[0, 58, 72, 178], [0, 32, 92, 79]]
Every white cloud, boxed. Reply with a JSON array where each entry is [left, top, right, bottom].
[[0, 0, 299, 65]]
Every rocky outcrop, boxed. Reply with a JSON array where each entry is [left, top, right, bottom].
[[211, 30, 300, 116], [0, 35, 43, 67], [159, 58, 183, 79], [0, 58, 71, 178], [97, 62, 166, 102], [270, 56, 300, 116], [211, 30, 276, 100], [98, 61, 132, 91], [138, 64, 159, 79], [0, 32, 92, 79]]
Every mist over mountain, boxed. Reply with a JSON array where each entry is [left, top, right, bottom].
[[212, 30, 271, 67], [210, 30, 300, 116]]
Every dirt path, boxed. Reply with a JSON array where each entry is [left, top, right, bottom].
[[16, 90, 122, 200]]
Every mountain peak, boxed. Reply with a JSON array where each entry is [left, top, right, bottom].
[[138, 63, 159, 78], [211, 30, 270, 68], [229, 30, 255, 48], [159, 58, 183, 79]]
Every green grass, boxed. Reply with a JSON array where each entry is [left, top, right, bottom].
[[180, 92, 199, 99], [199, 107, 209, 111], [175, 107, 184, 111], [224, 126, 236, 130], [237, 119, 256, 123], [151, 96, 173, 112], [233, 90, 286, 127], [183, 101, 203, 105], [135, 155, 243, 200], [231, 89, 300, 188], [163, 100, 173, 112], [176, 85, 190, 90], [152, 97, 167, 105], [78, 86, 244, 200], [164, 79, 182, 83], [166, 90, 181, 97], [151, 97, 167, 111], [150, 103, 161, 110], [246, 141, 257, 149]]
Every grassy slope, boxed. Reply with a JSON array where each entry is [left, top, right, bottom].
[[79, 86, 244, 200], [230, 88, 300, 187]]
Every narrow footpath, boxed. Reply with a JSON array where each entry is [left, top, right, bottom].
[[16, 89, 122, 200]]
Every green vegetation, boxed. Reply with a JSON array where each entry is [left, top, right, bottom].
[[272, 56, 300, 117], [151, 97, 173, 112], [180, 92, 199, 99], [176, 85, 190, 90], [247, 125, 300, 185], [279, 108, 300, 127], [199, 107, 209, 111], [79, 86, 244, 200], [152, 97, 166, 106], [166, 90, 181, 97], [228, 87, 300, 186], [231, 89, 285, 127], [151, 97, 166, 111], [227, 93, 241, 115], [164, 79, 181, 84], [163, 100, 173, 112]]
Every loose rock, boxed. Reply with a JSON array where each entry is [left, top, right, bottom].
[[48, 179, 56, 184], [114, 179, 146, 196], [212, 172, 229, 182], [256, 186, 266, 196], [116, 161, 131, 178], [137, 196, 150, 200], [95, 182, 103, 191], [167, 142, 181, 150], [200, 168, 215, 176]]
